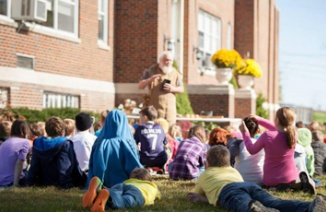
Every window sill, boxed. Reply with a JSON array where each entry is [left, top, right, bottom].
[[98, 41, 111, 51], [24, 22, 81, 43], [198, 67, 215, 77], [0, 15, 17, 27]]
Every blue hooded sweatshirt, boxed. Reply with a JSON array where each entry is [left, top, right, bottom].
[[87, 110, 142, 188]]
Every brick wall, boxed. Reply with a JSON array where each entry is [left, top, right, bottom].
[[234, 0, 279, 119], [0, 0, 115, 111], [114, 0, 160, 83], [189, 93, 234, 118], [234, 0, 254, 58], [0, 0, 113, 82], [235, 98, 253, 119]]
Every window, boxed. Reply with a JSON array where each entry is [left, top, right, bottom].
[[0, 0, 9, 16], [17, 54, 34, 69], [98, 0, 108, 44], [198, 10, 221, 69], [43, 92, 79, 108], [0, 88, 9, 109], [41, 0, 79, 35], [227, 22, 232, 49]]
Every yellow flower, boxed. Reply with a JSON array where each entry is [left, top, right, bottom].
[[234, 59, 262, 78], [211, 49, 243, 69]]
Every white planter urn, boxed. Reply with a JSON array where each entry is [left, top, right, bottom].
[[215, 67, 233, 85], [238, 75, 254, 89]]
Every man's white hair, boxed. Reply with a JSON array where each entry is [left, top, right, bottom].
[[158, 51, 174, 63]]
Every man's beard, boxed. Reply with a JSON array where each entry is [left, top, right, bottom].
[[159, 64, 173, 74]]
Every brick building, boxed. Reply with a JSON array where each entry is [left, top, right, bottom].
[[0, 0, 279, 118]]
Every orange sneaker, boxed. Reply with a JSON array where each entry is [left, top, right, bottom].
[[82, 177, 103, 209], [90, 189, 110, 212]]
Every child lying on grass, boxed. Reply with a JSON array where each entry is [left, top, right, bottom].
[[82, 168, 160, 212], [187, 145, 326, 212]]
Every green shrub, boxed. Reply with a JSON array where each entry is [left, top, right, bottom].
[[176, 85, 194, 116], [256, 92, 269, 119], [173, 60, 194, 116], [0, 107, 100, 123]]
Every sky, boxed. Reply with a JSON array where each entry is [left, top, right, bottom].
[[277, 0, 326, 110]]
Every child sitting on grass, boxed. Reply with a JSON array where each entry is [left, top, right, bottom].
[[187, 145, 326, 212], [27, 117, 86, 189], [169, 125, 207, 180], [82, 168, 160, 212], [134, 106, 168, 174]]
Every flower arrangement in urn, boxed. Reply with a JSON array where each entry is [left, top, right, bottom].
[[211, 49, 244, 69], [234, 59, 262, 78]]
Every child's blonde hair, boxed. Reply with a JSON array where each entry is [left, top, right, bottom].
[[188, 125, 206, 143], [100, 110, 109, 125], [169, 124, 182, 139], [63, 118, 75, 137], [155, 118, 169, 133], [93, 120, 102, 132]]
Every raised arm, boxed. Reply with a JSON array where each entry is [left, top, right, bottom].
[[240, 122, 264, 154], [138, 74, 161, 90], [248, 114, 276, 131]]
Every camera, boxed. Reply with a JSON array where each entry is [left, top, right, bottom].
[[161, 79, 171, 90]]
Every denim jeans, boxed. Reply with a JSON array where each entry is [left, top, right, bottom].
[[218, 182, 311, 212], [106, 183, 144, 209]]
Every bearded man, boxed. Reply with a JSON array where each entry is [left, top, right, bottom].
[[138, 51, 184, 125]]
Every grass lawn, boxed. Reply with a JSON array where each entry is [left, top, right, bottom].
[[1, 175, 326, 212]]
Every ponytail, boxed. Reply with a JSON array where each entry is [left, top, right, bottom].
[[285, 125, 296, 149]]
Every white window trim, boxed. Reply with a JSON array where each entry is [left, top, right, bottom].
[[16, 53, 35, 70], [43, 91, 80, 108], [198, 10, 221, 71], [0, 0, 11, 17], [52, 0, 79, 37], [98, 0, 109, 46], [1, 0, 80, 42], [24, 21, 81, 43]]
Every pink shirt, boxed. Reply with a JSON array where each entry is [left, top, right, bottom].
[[242, 117, 299, 186]]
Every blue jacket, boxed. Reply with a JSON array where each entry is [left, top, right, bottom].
[[87, 110, 142, 188], [27, 137, 86, 189]]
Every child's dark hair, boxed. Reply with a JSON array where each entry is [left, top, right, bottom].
[[243, 117, 259, 138], [130, 168, 152, 181], [140, 105, 157, 121], [11, 119, 31, 139], [207, 145, 230, 167], [46, 117, 65, 137], [0, 121, 12, 138]]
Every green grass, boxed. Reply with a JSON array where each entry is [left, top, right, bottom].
[[1, 175, 326, 212], [313, 112, 326, 126]]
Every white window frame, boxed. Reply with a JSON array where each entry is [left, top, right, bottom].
[[0, 0, 12, 20], [44, 0, 79, 37], [0, 87, 9, 109], [227, 22, 232, 49], [43, 92, 79, 108], [198, 10, 221, 70], [98, 0, 108, 45]]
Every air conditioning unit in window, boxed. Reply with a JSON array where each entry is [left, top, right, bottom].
[[11, 0, 47, 23]]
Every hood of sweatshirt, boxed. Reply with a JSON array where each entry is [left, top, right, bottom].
[[297, 128, 312, 147], [33, 136, 67, 151]]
